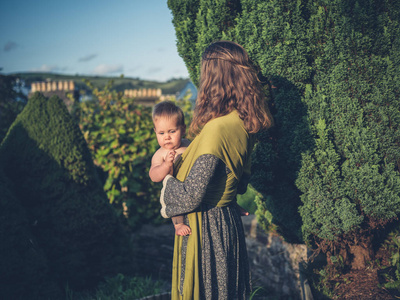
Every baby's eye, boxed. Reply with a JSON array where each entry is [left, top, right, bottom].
[[170, 130, 176, 133]]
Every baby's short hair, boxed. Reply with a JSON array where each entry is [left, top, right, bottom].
[[152, 101, 185, 127]]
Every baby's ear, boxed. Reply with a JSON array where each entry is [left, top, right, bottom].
[[182, 125, 186, 135]]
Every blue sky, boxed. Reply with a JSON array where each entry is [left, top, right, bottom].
[[0, 0, 189, 82]]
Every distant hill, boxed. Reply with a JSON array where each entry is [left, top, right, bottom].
[[13, 72, 190, 95]]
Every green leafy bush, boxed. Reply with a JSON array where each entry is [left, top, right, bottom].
[[79, 81, 162, 229], [237, 185, 258, 214], [254, 193, 277, 235], [0, 92, 134, 291]]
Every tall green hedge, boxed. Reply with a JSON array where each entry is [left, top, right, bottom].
[[168, 0, 400, 265], [168, 0, 241, 86], [0, 92, 134, 293], [295, 0, 400, 268]]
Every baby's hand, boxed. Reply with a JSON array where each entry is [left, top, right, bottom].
[[165, 150, 176, 165]]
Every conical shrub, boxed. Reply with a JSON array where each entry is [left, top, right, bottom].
[[0, 92, 134, 291]]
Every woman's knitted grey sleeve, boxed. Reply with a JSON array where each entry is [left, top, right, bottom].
[[160, 154, 223, 218]]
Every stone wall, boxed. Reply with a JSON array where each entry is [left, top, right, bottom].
[[242, 215, 313, 299]]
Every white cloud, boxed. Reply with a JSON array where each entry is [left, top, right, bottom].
[[4, 41, 18, 52], [78, 54, 98, 62], [30, 64, 67, 72], [93, 64, 123, 75], [147, 67, 163, 74], [128, 65, 143, 72]]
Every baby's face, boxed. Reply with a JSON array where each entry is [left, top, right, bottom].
[[154, 116, 185, 151]]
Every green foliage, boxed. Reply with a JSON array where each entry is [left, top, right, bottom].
[[235, 0, 312, 90], [175, 92, 195, 128], [297, 0, 400, 250], [237, 185, 258, 214], [168, 0, 241, 86], [65, 274, 168, 300], [380, 229, 400, 292], [79, 80, 162, 229], [250, 79, 311, 243], [296, 119, 363, 241], [254, 193, 277, 234], [312, 267, 338, 299], [168, 0, 201, 85], [0, 74, 27, 143], [0, 92, 134, 291], [248, 286, 268, 300], [236, 0, 314, 242]]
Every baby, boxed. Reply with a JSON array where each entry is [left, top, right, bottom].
[[149, 101, 191, 236]]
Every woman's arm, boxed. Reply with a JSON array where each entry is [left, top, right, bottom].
[[160, 154, 224, 218], [237, 148, 252, 194], [237, 170, 250, 195]]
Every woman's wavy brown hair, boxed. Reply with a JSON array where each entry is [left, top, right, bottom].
[[189, 40, 273, 137]]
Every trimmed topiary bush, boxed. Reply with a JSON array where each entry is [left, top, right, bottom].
[[294, 0, 400, 269], [0, 92, 134, 291], [168, 0, 240, 86], [235, 0, 315, 243], [0, 169, 62, 299], [168, 0, 400, 267]]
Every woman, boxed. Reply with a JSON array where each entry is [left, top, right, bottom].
[[160, 40, 273, 299]]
